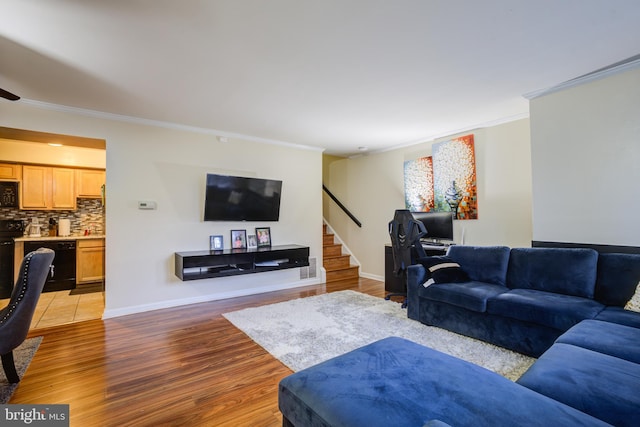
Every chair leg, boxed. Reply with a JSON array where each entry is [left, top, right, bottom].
[[384, 292, 406, 300], [384, 292, 408, 309], [2, 351, 20, 383]]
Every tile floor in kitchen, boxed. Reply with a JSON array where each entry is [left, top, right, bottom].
[[0, 284, 104, 329]]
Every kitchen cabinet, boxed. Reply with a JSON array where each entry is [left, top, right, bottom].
[[76, 238, 105, 284], [0, 163, 21, 180], [21, 165, 76, 210], [76, 169, 105, 198]]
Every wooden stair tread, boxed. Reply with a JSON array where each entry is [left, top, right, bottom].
[[324, 263, 357, 272], [322, 224, 359, 282], [323, 254, 350, 260], [326, 266, 359, 282], [323, 254, 351, 269]]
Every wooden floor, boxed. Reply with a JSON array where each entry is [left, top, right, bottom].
[[13, 277, 388, 426]]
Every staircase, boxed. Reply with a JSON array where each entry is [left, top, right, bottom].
[[323, 224, 359, 282]]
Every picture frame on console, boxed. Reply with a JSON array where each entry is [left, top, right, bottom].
[[210, 235, 223, 251], [231, 229, 247, 249], [247, 234, 257, 249], [256, 227, 271, 247]]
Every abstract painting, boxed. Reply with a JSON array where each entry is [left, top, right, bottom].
[[404, 156, 434, 212], [405, 134, 477, 219]]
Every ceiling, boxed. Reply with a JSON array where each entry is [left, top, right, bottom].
[[1, 1, 640, 157]]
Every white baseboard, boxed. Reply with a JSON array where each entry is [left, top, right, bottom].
[[359, 271, 384, 282], [102, 278, 321, 319]]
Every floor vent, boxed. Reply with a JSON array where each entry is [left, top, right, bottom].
[[300, 257, 317, 279], [309, 257, 317, 278]]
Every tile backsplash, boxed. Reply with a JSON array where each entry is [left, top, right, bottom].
[[0, 199, 105, 235]]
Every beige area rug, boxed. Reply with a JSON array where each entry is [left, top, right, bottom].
[[223, 290, 535, 381], [0, 336, 43, 403]]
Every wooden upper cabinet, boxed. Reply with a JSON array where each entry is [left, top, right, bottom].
[[51, 167, 76, 209], [21, 165, 76, 210], [0, 163, 21, 180], [76, 169, 105, 198], [21, 165, 50, 209]]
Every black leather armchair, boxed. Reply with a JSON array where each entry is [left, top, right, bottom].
[[0, 248, 54, 383]]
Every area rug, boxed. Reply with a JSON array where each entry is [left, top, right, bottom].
[[223, 291, 535, 381], [0, 336, 43, 403]]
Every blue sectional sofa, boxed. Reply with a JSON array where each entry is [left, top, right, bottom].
[[278, 246, 640, 426], [406, 246, 640, 357]]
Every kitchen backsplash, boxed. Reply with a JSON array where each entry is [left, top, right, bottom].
[[0, 199, 105, 235]]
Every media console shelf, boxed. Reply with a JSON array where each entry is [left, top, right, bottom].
[[175, 244, 310, 281]]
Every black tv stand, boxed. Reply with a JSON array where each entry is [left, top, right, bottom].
[[174, 244, 309, 281]]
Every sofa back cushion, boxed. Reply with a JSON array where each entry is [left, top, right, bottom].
[[595, 253, 640, 306], [446, 245, 510, 286], [506, 248, 598, 298]]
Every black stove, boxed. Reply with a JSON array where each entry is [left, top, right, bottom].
[[0, 219, 25, 298]]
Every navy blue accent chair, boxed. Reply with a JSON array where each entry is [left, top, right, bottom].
[[0, 248, 55, 383]]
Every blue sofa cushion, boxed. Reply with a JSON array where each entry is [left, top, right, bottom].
[[421, 281, 509, 312], [517, 343, 640, 427], [279, 337, 608, 427], [594, 306, 640, 328], [595, 253, 640, 306], [506, 248, 598, 298], [487, 289, 604, 331], [417, 256, 469, 285], [446, 245, 510, 286], [556, 319, 640, 364]]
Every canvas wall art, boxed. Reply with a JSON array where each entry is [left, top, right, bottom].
[[404, 156, 434, 212], [404, 134, 477, 220]]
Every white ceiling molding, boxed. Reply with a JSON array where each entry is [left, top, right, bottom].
[[368, 111, 531, 157], [523, 55, 640, 100], [19, 99, 324, 153]]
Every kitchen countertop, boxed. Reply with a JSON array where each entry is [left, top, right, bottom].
[[14, 234, 106, 242]]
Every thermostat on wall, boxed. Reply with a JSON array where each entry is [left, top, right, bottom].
[[138, 201, 157, 210]]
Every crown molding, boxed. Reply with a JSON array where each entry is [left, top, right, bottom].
[[369, 111, 530, 157], [19, 99, 324, 153], [523, 56, 640, 100]]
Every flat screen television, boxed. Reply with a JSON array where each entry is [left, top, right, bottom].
[[411, 211, 454, 242], [204, 174, 282, 221]]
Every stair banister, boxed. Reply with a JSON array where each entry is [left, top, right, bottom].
[[322, 184, 362, 228]]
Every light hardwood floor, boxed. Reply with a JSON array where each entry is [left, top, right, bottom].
[[12, 277, 388, 426]]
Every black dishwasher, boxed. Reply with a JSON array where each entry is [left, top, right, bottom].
[[24, 240, 76, 292]]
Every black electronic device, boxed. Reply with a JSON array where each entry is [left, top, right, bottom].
[[0, 181, 19, 207], [412, 211, 454, 243], [204, 173, 282, 222]]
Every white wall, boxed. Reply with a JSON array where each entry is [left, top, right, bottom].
[[0, 101, 323, 317], [530, 65, 640, 246], [324, 118, 533, 279]]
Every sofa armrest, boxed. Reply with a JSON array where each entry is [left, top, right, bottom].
[[407, 264, 427, 288]]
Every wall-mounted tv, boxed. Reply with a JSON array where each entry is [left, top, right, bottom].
[[204, 174, 282, 221]]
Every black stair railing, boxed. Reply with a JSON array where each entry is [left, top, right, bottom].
[[322, 184, 362, 228]]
